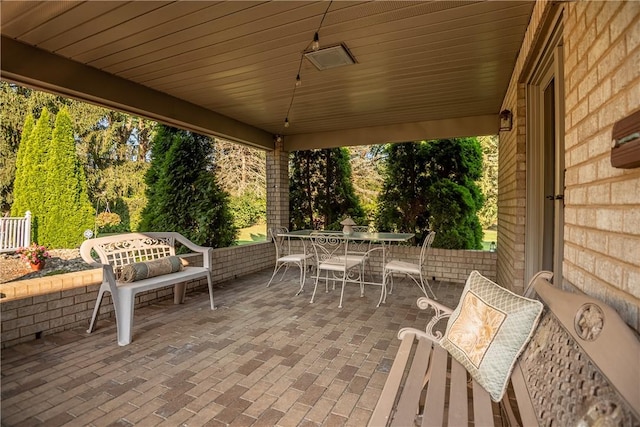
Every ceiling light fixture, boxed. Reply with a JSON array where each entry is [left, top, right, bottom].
[[304, 43, 356, 71], [282, 1, 333, 131]]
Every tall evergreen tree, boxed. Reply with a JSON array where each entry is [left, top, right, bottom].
[[425, 138, 484, 249], [289, 148, 365, 230], [20, 108, 53, 242], [140, 126, 236, 248], [376, 138, 484, 248], [42, 109, 94, 248], [10, 114, 35, 217], [376, 142, 431, 238]]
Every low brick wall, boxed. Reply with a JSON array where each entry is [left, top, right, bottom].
[[289, 240, 497, 283], [1, 240, 496, 348], [0, 242, 274, 348]]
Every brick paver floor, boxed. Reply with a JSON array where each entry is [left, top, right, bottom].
[[1, 268, 463, 426]]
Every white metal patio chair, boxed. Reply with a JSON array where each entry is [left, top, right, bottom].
[[266, 227, 313, 295], [382, 230, 437, 302], [309, 232, 365, 308], [341, 225, 374, 283]]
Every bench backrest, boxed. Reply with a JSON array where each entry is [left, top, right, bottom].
[[515, 277, 640, 425], [80, 232, 178, 268]]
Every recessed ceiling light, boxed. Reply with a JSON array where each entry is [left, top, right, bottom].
[[304, 44, 356, 71]]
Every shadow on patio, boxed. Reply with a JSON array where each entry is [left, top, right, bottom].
[[1, 268, 463, 426]]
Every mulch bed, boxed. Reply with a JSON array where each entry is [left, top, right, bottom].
[[0, 249, 93, 284]]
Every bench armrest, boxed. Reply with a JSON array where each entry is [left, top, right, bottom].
[[171, 233, 213, 270], [397, 326, 442, 343], [416, 296, 453, 341]]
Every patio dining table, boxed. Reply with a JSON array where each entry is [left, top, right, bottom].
[[277, 229, 415, 305]]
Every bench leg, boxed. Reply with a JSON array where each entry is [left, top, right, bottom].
[[116, 289, 135, 346], [174, 283, 187, 304], [87, 283, 108, 333], [207, 272, 215, 310]]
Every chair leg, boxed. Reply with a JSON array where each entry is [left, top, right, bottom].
[[266, 262, 282, 287], [338, 274, 347, 309], [296, 261, 306, 296], [378, 271, 387, 307], [420, 274, 437, 300], [310, 273, 321, 303], [87, 284, 108, 333]]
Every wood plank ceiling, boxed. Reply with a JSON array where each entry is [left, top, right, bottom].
[[1, 1, 534, 150]]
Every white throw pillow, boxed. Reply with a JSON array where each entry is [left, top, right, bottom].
[[440, 270, 543, 402]]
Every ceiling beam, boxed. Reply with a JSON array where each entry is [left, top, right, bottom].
[[0, 36, 274, 150], [284, 114, 499, 151]]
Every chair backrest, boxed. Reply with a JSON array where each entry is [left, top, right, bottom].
[[419, 231, 436, 269], [309, 232, 348, 264], [268, 226, 289, 258], [352, 226, 369, 232]]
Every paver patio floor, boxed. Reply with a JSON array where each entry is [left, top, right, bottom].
[[1, 268, 463, 427]]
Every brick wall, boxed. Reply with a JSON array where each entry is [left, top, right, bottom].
[[1, 242, 274, 348], [289, 240, 497, 283], [499, 1, 640, 330], [562, 1, 640, 331], [497, 0, 552, 294]]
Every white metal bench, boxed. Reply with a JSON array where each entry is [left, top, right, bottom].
[[80, 232, 214, 346], [370, 272, 640, 426]]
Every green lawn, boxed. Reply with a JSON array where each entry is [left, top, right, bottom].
[[236, 224, 267, 245], [482, 229, 497, 251]]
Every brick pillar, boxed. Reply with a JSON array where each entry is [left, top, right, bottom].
[[266, 135, 289, 233]]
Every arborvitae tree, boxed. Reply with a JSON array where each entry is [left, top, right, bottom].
[[42, 109, 94, 248], [289, 148, 365, 230], [376, 138, 484, 248], [425, 138, 484, 249], [10, 114, 35, 217], [21, 108, 53, 242], [376, 142, 431, 239], [140, 126, 236, 248]]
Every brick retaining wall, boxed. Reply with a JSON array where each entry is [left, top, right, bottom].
[[1, 242, 274, 348], [1, 241, 496, 348]]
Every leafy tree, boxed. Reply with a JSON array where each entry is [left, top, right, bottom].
[[348, 145, 383, 225], [213, 138, 266, 229], [289, 148, 365, 230], [140, 125, 237, 248], [376, 138, 484, 248], [2, 82, 154, 230], [477, 135, 498, 229], [41, 109, 95, 247]]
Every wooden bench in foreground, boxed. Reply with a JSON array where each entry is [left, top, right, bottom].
[[370, 271, 640, 426], [80, 232, 214, 346]]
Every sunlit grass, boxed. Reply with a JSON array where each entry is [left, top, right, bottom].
[[236, 224, 267, 245], [482, 229, 497, 251]]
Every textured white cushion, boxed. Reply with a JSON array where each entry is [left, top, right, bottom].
[[440, 270, 543, 401]]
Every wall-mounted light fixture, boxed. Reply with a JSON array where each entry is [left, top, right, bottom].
[[499, 109, 513, 131]]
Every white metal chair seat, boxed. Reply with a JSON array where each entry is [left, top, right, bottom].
[[384, 259, 420, 275], [310, 232, 366, 308], [266, 227, 313, 295], [383, 230, 437, 302]]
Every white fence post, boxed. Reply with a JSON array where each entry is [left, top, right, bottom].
[[0, 211, 32, 253]]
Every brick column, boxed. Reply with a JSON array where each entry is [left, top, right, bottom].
[[266, 135, 289, 233]]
